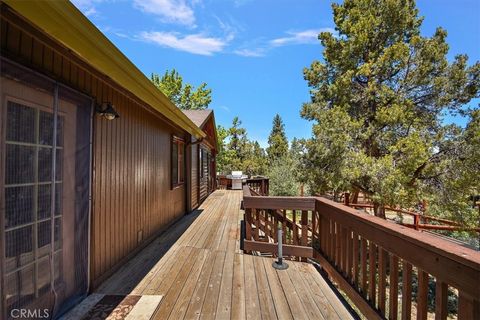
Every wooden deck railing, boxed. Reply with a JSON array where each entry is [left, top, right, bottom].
[[242, 186, 480, 319], [242, 186, 313, 259], [343, 194, 480, 234], [245, 177, 269, 196]]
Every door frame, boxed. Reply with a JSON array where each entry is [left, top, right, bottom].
[[0, 57, 94, 318]]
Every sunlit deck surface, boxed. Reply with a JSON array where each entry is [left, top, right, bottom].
[[95, 190, 354, 319]]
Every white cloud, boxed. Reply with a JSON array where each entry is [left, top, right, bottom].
[[218, 105, 230, 112], [270, 28, 336, 47], [133, 0, 196, 26], [140, 31, 228, 55], [213, 15, 240, 42], [233, 48, 266, 57], [234, 27, 336, 58]]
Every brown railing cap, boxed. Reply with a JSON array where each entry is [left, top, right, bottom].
[[315, 196, 480, 270]]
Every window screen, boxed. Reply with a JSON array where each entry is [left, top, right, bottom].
[[4, 102, 64, 312]]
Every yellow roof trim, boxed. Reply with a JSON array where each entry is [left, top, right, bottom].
[[4, 0, 206, 139]]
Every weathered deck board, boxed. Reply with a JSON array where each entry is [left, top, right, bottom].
[[95, 190, 354, 319]]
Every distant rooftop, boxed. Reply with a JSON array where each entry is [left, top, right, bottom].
[[182, 109, 213, 129]]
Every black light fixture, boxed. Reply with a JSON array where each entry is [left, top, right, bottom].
[[96, 102, 120, 120]]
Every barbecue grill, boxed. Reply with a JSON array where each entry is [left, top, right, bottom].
[[227, 171, 248, 190]]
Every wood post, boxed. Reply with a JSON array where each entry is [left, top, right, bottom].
[[344, 192, 350, 206], [414, 214, 420, 230], [389, 255, 399, 320], [402, 261, 412, 320], [458, 292, 480, 320], [417, 269, 429, 320], [368, 242, 377, 306], [378, 248, 387, 315], [435, 281, 448, 320], [361, 238, 368, 296]]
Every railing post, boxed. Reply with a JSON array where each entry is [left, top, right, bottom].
[[435, 281, 448, 320], [344, 192, 350, 206], [414, 214, 419, 230], [272, 227, 288, 270]]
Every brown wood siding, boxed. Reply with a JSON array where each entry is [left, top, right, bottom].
[[92, 99, 186, 285], [190, 141, 199, 210], [1, 8, 189, 287]]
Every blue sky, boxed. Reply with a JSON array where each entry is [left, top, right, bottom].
[[72, 0, 480, 147]]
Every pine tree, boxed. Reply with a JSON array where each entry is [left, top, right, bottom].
[[266, 114, 289, 161], [302, 0, 480, 218]]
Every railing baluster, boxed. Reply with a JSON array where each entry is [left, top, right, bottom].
[[301, 210, 308, 262], [254, 208, 259, 241], [361, 237, 368, 296], [417, 269, 429, 320], [402, 261, 412, 320], [245, 208, 252, 240], [346, 228, 353, 280], [389, 254, 399, 320], [369, 241, 377, 307], [335, 222, 341, 267], [273, 214, 277, 245], [312, 208, 317, 248], [458, 292, 480, 320], [292, 210, 298, 246], [378, 248, 387, 315], [281, 209, 286, 244], [329, 219, 334, 261], [264, 210, 270, 242], [434, 280, 447, 320], [322, 216, 328, 255], [352, 231, 359, 287], [341, 226, 347, 275]]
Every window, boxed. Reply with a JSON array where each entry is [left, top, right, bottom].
[[200, 148, 209, 179], [199, 148, 203, 178], [171, 136, 185, 188], [4, 101, 63, 310]]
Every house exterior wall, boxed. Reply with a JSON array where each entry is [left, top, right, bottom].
[[1, 5, 189, 290]]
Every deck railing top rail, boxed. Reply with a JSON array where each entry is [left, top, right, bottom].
[[315, 196, 480, 270]]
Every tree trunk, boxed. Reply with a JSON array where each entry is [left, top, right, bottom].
[[352, 190, 359, 204], [373, 202, 386, 219]]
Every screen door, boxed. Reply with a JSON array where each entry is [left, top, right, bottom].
[[1, 60, 91, 319]]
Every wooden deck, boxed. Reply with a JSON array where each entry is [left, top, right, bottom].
[[92, 190, 354, 319]]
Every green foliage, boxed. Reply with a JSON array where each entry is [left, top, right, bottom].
[[215, 116, 305, 195], [216, 117, 268, 176], [267, 114, 289, 161], [243, 141, 269, 176], [151, 69, 212, 110], [301, 0, 480, 223], [268, 157, 300, 196], [228, 116, 248, 161]]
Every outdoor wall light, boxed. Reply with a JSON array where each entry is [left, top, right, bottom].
[[96, 102, 120, 120]]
